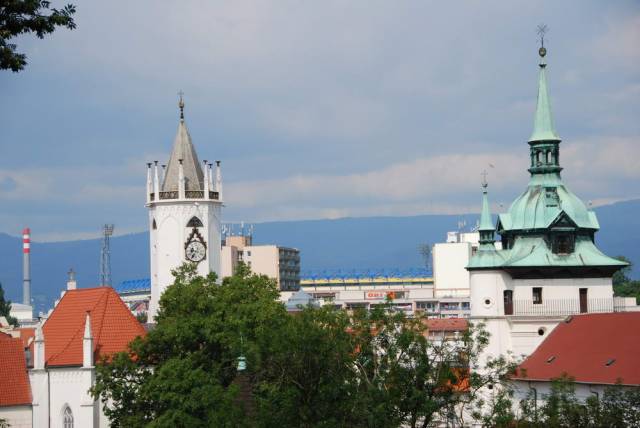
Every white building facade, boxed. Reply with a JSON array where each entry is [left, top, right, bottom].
[[147, 98, 224, 319]]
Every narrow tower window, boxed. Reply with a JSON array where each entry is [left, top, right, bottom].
[[152, 219, 157, 230], [63, 406, 74, 428], [532, 287, 543, 304], [187, 216, 203, 228], [503, 290, 513, 315]]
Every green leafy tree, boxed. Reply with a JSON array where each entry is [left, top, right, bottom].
[[1, 0, 76, 72], [0, 282, 17, 326], [92, 263, 285, 427], [346, 305, 514, 427], [489, 375, 640, 427], [254, 306, 363, 427], [93, 264, 515, 428], [612, 256, 640, 304]]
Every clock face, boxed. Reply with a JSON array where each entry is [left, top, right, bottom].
[[185, 240, 206, 262]]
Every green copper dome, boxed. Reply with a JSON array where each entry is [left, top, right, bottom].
[[468, 46, 626, 274], [498, 176, 599, 233]]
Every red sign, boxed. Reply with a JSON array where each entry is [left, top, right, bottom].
[[365, 291, 397, 300]]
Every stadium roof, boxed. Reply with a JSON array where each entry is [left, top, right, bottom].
[[301, 267, 432, 281], [116, 278, 151, 294]]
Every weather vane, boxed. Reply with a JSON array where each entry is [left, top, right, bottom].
[[481, 170, 488, 189], [178, 90, 185, 120], [537, 24, 548, 58]]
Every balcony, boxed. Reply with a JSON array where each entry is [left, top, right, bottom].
[[508, 298, 631, 317], [149, 191, 219, 201]]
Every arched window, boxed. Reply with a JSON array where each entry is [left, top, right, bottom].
[[187, 216, 203, 228], [63, 406, 74, 428], [152, 219, 157, 230]]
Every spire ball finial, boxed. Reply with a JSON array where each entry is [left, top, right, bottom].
[[536, 24, 548, 59], [539, 46, 547, 58]]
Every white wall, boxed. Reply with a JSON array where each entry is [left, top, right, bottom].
[[220, 246, 236, 279], [30, 366, 108, 428], [0, 406, 32, 428], [470, 270, 616, 364], [149, 201, 222, 319], [243, 246, 279, 281], [10, 304, 33, 322], [433, 242, 472, 298]]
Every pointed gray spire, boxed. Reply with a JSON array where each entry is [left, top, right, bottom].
[[161, 98, 205, 192]]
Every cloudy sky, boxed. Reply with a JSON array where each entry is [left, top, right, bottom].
[[1, 1, 638, 241]]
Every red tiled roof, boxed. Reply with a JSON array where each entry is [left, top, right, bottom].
[[424, 318, 468, 332], [0, 335, 32, 407], [513, 312, 640, 386], [43, 287, 146, 367], [18, 328, 35, 348]]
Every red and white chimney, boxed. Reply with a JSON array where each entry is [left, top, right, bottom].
[[22, 228, 31, 306]]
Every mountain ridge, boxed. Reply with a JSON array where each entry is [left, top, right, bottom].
[[1, 199, 638, 314]]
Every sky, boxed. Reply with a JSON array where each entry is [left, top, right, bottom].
[[0, 1, 638, 242]]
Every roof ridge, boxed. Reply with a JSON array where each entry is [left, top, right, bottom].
[[46, 288, 109, 365], [93, 288, 111, 352]]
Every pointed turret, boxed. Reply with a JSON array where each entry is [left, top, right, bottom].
[[34, 323, 45, 369], [161, 97, 205, 193], [529, 48, 560, 143], [478, 173, 495, 246], [526, 45, 563, 176], [83, 312, 93, 368]]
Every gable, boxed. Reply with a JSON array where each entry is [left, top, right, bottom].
[[549, 210, 578, 230], [43, 287, 146, 367]]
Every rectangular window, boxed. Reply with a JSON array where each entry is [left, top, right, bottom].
[[532, 287, 543, 304]]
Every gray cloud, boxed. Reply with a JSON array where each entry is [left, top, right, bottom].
[[0, 0, 638, 240]]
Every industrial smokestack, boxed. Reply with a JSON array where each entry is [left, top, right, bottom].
[[22, 227, 31, 306]]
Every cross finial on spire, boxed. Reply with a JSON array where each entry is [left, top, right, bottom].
[[481, 170, 488, 189], [178, 90, 185, 121], [537, 24, 548, 62]]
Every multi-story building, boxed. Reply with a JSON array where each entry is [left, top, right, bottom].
[[221, 235, 301, 291], [298, 268, 471, 318]]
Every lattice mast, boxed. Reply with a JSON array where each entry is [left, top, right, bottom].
[[100, 224, 114, 286]]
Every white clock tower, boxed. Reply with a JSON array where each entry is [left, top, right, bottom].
[[146, 96, 223, 319]]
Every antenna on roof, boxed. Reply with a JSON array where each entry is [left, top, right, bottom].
[[100, 224, 115, 287]]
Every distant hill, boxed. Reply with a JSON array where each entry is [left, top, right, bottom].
[[1, 199, 639, 314]]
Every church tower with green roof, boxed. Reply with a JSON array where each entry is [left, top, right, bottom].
[[467, 42, 627, 363]]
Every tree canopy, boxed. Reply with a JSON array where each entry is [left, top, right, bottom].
[[1, 0, 76, 72], [0, 282, 17, 326], [92, 263, 513, 427], [613, 256, 640, 304]]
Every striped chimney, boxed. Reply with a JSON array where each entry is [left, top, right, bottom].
[[22, 228, 31, 306]]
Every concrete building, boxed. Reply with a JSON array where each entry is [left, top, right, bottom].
[[298, 268, 471, 318], [147, 97, 224, 320], [221, 235, 301, 291], [467, 45, 632, 368]]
